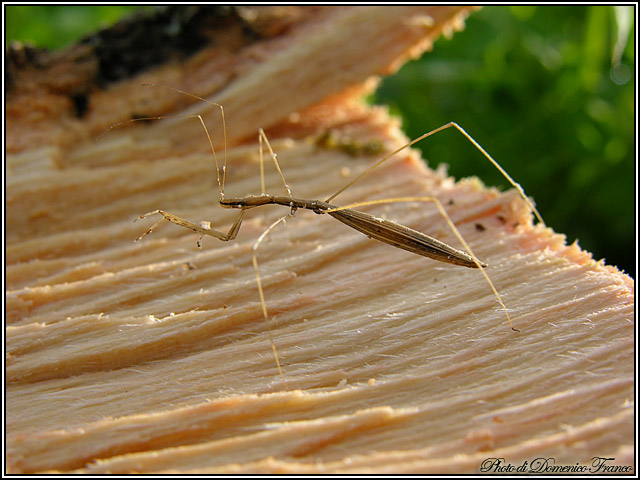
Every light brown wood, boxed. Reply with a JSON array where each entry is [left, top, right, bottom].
[[6, 6, 634, 474]]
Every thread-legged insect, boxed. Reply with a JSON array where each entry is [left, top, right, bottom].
[[128, 86, 544, 390]]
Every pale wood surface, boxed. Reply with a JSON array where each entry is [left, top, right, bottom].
[[6, 6, 634, 474]]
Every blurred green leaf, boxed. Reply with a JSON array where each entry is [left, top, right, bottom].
[[375, 6, 634, 277], [5, 5, 151, 49]]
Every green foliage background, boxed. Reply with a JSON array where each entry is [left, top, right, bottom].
[[5, 6, 635, 277]]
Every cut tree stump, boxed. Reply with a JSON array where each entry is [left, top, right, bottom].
[[6, 6, 634, 474]]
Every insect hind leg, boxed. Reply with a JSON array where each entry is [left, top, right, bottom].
[[326, 196, 519, 332]]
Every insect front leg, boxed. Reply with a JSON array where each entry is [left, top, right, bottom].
[[134, 209, 246, 246]]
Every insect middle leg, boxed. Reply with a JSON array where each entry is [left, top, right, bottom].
[[250, 213, 295, 390], [245, 130, 301, 390]]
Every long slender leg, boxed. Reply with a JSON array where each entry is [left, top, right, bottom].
[[251, 213, 295, 391], [325, 196, 519, 332], [258, 128, 292, 197], [325, 122, 544, 226], [232, 129, 294, 389]]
